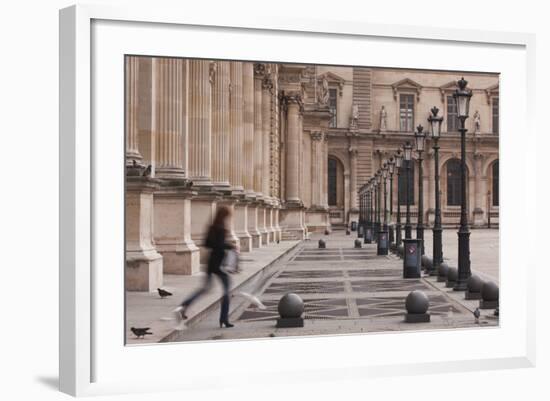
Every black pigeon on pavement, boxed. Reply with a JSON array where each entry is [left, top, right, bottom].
[[157, 288, 172, 299], [142, 165, 152, 177], [473, 307, 481, 324], [131, 327, 153, 339]]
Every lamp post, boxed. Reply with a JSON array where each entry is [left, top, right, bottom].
[[428, 106, 444, 275], [453, 77, 473, 291], [414, 125, 426, 255], [382, 163, 388, 231], [388, 157, 395, 245], [377, 166, 389, 256], [403, 142, 413, 239], [395, 149, 403, 247]]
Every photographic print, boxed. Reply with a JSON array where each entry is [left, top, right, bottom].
[[124, 57, 499, 344]]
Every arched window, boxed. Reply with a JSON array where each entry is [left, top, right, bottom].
[[447, 159, 462, 206], [492, 161, 499, 206], [398, 160, 415, 205], [328, 158, 338, 206]]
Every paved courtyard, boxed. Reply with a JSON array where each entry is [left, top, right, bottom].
[[163, 229, 499, 343]]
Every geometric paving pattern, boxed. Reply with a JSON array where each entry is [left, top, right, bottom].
[[351, 279, 430, 293], [263, 280, 345, 294], [238, 298, 350, 322], [356, 295, 461, 318], [277, 270, 344, 279]]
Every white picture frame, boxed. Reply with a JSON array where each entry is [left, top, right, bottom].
[[59, 4, 536, 397]]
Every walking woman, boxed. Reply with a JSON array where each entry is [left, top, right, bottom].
[[174, 206, 238, 328]]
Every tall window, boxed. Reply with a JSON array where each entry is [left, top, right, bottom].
[[328, 88, 337, 128], [399, 94, 414, 132], [492, 161, 499, 206], [328, 158, 338, 206], [447, 95, 459, 132], [447, 159, 462, 206], [492, 97, 499, 134], [398, 160, 415, 205]]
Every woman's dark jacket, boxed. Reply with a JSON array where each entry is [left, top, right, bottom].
[[205, 225, 234, 274]]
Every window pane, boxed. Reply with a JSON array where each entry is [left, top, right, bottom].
[[447, 96, 459, 132], [329, 88, 337, 128], [328, 158, 337, 206], [399, 94, 414, 132], [447, 159, 461, 206], [492, 161, 499, 206], [492, 97, 499, 134], [398, 160, 415, 205]]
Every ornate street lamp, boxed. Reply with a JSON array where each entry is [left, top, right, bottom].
[[414, 124, 426, 255], [388, 157, 395, 245], [376, 171, 382, 241], [395, 149, 403, 246], [382, 163, 388, 231], [377, 165, 389, 256], [428, 106, 444, 275], [453, 77, 473, 291], [403, 141, 413, 239]]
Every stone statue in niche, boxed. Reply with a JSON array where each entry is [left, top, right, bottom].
[[318, 77, 329, 105], [379, 105, 388, 131], [350, 103, 359, 129], [473, 110, 481, 134]]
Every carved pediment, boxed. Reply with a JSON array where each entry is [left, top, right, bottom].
[[439, 80, 458, 102], [485, 83, 499, 104], [391, 78, 422, 101], [318, 72, 346, 96]]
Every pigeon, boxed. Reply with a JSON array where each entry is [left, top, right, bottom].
[[157, 288, 172, 299], [234, 291, 266, 310], [131, 327, 153, 339], [473, 307, 481, 324], [142, 165, 152, 177], [132, 159, 137, 167], [276, 239, 280, 244]]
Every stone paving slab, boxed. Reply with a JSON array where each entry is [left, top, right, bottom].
[[126, 240, 300, 345]]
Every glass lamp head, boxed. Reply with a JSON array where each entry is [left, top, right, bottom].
[[453, 77, 472, 119]]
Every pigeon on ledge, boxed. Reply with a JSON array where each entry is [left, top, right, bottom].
[[142, 165, 152, 177], [157, 288, 172, 299], [131, 327, 153, 339], [473, 307, 481, 324]]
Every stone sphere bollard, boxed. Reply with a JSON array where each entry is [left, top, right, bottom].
[[480, 281, 499, 309], [276, 293, 305, 328], [446, 266, 458, 288], [346, 229, 351, 235], [318, 239, 326, 249], [466, 275, 484, 300], [324, 229, 330, 235], [405, 290, 430, 322], [437, 262, 449, 282], [397, 245, 404, 257], [354, 239, 362, 248]]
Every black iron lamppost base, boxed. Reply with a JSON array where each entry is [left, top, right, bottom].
[[454, 230, 471, 291], [389, 225, 395, 245]]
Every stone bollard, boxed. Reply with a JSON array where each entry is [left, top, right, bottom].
[[465, 275, 484, 300], [276, 293, 305, 328], [421, 255, 433, 273], [437, 262, 449, 282], [446, 266, 458, 288], [354, 239, 362, 248], [480, 281, 499, 309], [346, 229, 351, 235], [396, 244, 404, 257], [405, 290, 430, 323], [318, 239, 326, 249], [324, 229, 330, 235]]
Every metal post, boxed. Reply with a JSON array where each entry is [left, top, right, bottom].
[[389, 172, 394, 244], [431, 138, 443, 275], [396, 168, 402, 246], [455, 117, 472, 290], [405, 160, 412, 239], [416, 153, 424, 255]]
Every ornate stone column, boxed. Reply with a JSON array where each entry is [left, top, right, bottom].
[[211, 61, 231, 190], [125, 56, 162, 292], [151, 58, 200, 275], [188, 60, 212, 186], [253, 63, 265, 198], [473, 152, 485, 227], [259, 75, 273, 244], [242, 62, 255, 196], [125, 56, 143, 165]]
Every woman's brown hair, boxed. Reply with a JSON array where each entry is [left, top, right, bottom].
[[212, 205, 231, 229]]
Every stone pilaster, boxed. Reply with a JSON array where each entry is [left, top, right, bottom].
[[242, 62, 255, 196], [211, 61, 231, 190], [125, 56, 143, 164], [229, 62, 244, 193], [349, 146, 359, 225], [188, 60, 212, 186], [253, 63, 265, 197], [234, 200, 252, 252], [152, 58, 186, 179], [125, 177, 163, 292], [473, 152, 485, 226], [247, 201, 262, 248], [259, 75, 273, 244]]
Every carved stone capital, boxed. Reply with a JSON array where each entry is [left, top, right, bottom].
[[254, 63, 266, 78], [310, 131, 323, 141]]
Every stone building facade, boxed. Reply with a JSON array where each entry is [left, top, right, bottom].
[[125, 57, 499, 291]]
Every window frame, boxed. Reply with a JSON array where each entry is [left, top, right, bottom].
[[398, 93, 415, 132], [446, 95, 460, 132]]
